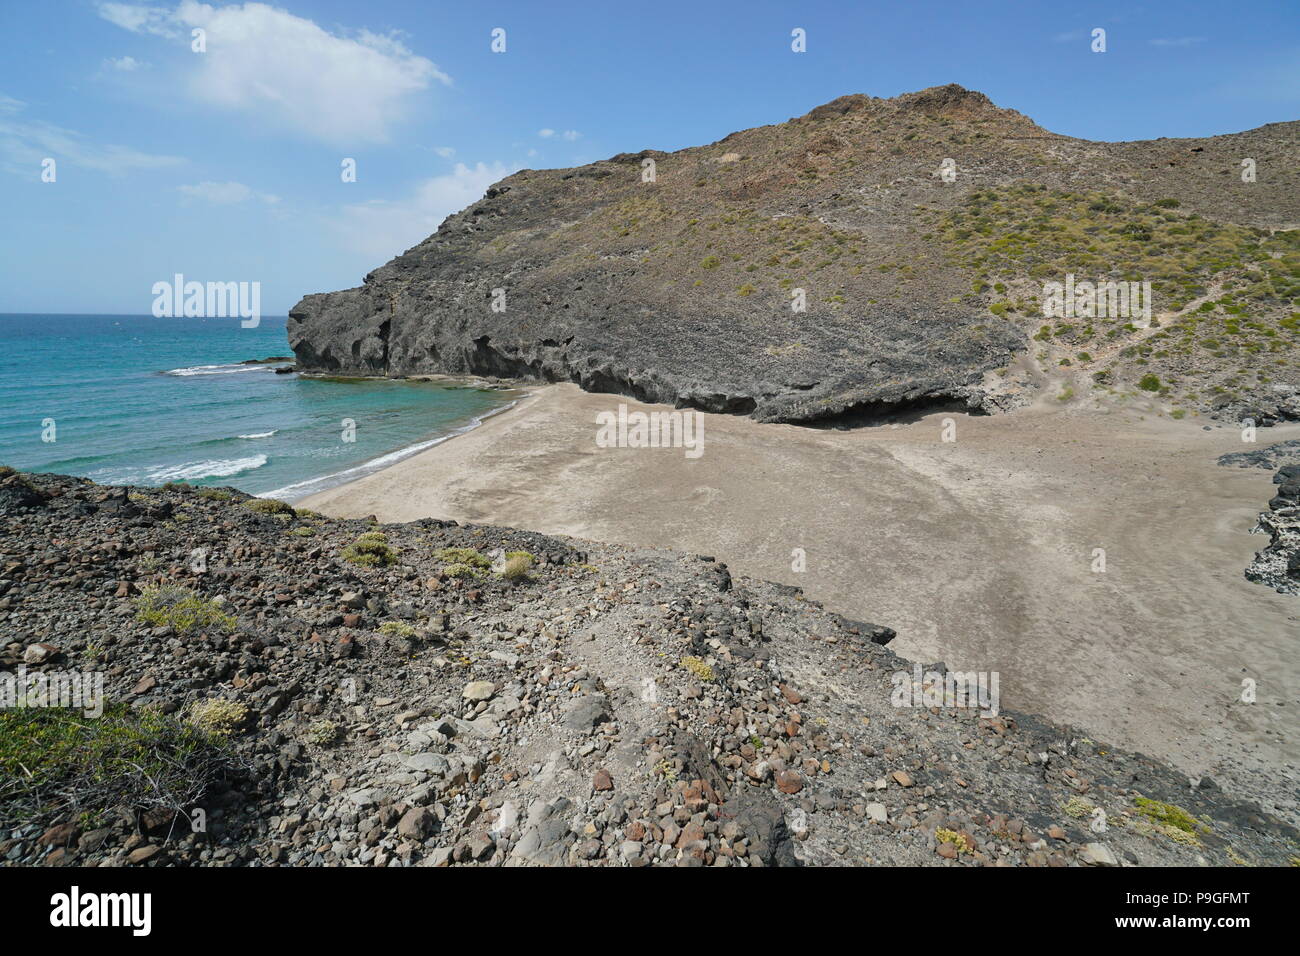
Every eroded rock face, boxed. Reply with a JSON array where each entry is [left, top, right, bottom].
[[290, 83, 1300, 423], [289, 86, 1042, 424], [1219, 444, 1300, 595], [287, 253, 1022, 423]]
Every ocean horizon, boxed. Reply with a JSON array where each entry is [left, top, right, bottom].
[[0, 313, 518, 500]]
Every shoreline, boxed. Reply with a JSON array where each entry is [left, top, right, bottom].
[[260, 385, 529, 502], [299, 382, 1300, 824]]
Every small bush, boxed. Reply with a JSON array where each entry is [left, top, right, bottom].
[[196, 487, 233, 501], [1134, 797, 1203, 834], [134, 586, 235, 634], [290, 526, 315, 537], [700, 255, 721, 270], [500, 552, 534, 582], [243, 497, 294, 515], [306, 720, 340, 746], [378, 621, 417, 637], [681, 656, 714, 682], [443, 562, 485, 579], [436, 547, 489, 570], [342, 531, 397, 567], [935, 828, 973, 854], [1063, 796, 1096, 819], [1138, 373, 1162, 392], [186, 699, 249, 737], [0, 705, 233, 829]]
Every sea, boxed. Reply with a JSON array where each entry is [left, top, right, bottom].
[[0, 314, 519, 500]]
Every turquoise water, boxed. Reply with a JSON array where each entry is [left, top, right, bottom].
[[0, 314, 518, 499]]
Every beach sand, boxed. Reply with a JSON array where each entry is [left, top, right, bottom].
[[301, 383, 1300, 820]]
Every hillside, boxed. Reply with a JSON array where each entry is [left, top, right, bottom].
[[290, 84, 1300, 423], [2, 468, 1297, 866]]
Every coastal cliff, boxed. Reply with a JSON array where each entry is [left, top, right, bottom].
[[290, 84, 1300, 424]]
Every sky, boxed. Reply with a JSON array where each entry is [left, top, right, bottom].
[[0, 0, 1296, 315]]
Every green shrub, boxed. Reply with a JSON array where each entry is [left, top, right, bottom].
[[307, 720, 340, 746], [1138, 373, 1162, 392], [681, 656, 715, 682], [443, 562, 485, 579], [935, 828, 973, 854], [342, 531, 397, 567], [196, 487, 233, 501], [134, 586, 236, 634], [0, 705, 232, 829], [243, 497, 294, 515], [500, 552, 534, 582], [186, 698, 249, 737], [700, 255, 721, 270], [1134, 796, 1205, 835], [378, 621, 417, 637], [436, 547, 490, 569]]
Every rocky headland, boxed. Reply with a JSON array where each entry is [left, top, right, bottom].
[[289, 84, 1300, 425]]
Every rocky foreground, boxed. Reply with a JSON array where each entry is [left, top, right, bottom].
[[1, 469, 1296, 867]]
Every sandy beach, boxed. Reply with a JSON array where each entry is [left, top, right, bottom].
[[301, 383, 1300, 821]]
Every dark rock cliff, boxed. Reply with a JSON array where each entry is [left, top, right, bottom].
[[290, 84, 1299, 422]]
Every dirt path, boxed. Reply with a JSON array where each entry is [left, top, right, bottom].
[[301, 383, 1300, 822]]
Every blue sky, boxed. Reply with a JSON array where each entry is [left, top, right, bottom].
[[1, 0, 1296, 315]]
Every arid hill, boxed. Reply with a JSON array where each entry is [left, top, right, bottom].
[[290, 84, 1300, 423]]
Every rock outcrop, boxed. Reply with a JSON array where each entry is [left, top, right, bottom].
[[1219, 442, 1300, 594], [291, 84, 1300, 423]]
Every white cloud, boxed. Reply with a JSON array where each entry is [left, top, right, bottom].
[[96, 1, 182, 38], [538, 128, 555, 138], [561, 129, 580, 141], [432, 145, 455, 158], [337, 161, 515, 261], [97, 1, 449, 144], [177, 180, 279, 204], [0, 97, 184, 176], [104, 55, 145, 71], [538, 127, 579, 141]]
